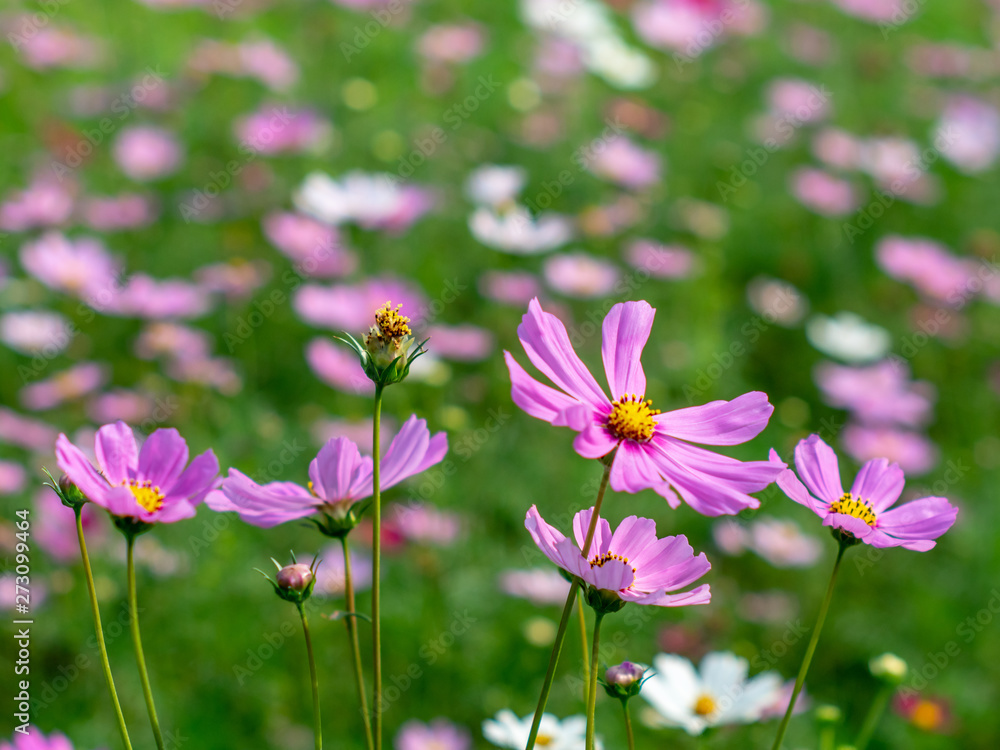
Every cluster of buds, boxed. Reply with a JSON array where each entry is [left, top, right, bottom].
[[260, 556, 318, 606], [603, 661, 647, 701], [337, 301, 427, 388]]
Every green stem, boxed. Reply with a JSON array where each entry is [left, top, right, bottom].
[[298, 603, 322, 750], [586, 613, 605, 750], [770, 541, 849, 750], [342, 536, 374, 750], [524, 460, 613, 750], [577, 590, 590, 704], [622, 700, 635, 750], [371, 384, 384, 750], [819, 725, 835, 750], [127, 536, 165, 750], [76, 508, 133, 750], [854, 684, 892, 750]]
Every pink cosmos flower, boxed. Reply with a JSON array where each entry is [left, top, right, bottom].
[[235, 106, 332, 155], [20, 362, 108, 411], [0, 408, 57, 451], [423, 325, 495, 362], [106, 274, 212, 319], [814, 360, 935, 428], [477, 271, 543, 306], [80, 193, 157, 231], [0, 461, 27, 495], [388, 503, 462, 546], [417, 23, 486, 64], [0, 311, 71, 355], [585, 137, 662, 190], [56, 421, 220, 524], [875, 235, 981, 305], [543, 253, 621, 299], [87, 390, 156, 424], [841, 423, 939, 475], [789, 168, 859, 217], [525, 506, 711, 608], [0, 726, 92, 750], [624, 240, 698, 280], [499, 569, 572, 606], [306, 337, 375, 395], [0, 174, 75, 231], [20, 232, 120, 299], [505, 299, 784, 515], [113, 126, 183, 182], [313, 543, 373, 595], [206, 415, 447, 529], [294, 278, 426, 331], [262, 212, 357, 278], [396, 718, 471, 750], [194, 260, 272, 300], [775, 434, 957, 550]]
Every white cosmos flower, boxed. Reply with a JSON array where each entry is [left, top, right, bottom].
[[469, 206, 573, 254], [641, 652, 783, 736], [805, 312, 891, 363], [483, 710, 600, 750], [465, 165, 528, 207]]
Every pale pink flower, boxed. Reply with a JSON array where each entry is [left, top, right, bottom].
[[831, 0, 912, 23], [235, 106, 332, 155], [464, 165, 527, 208], [295, 171, 433, 232], [543, 252, 621, 299], [469, 206, 573, 254], [112, 126, 183, 182], [477, 271, 543, 306], [396, 719, 471, 750], [239, 39, 299, 90], [306, 337, 375, 395], [768, 78, 831, 123], [194, 260, 272, 300], [0, 408, 58, 451], [106, 275, 212, 319], [745, 277, 808, 326], [499, 569, 572, 606], [262, 212, 357, 278], [12, 23, 103, 70], [293, 278, 425, 331], [165, 357, 242, 395], [314, 544, 373, 596], [585, 137, 662, 190], [0, 461, 27, 496], [20, 362, 108, 411], [87, 390, 157, 425], [747, 517, 822, 568], [0, 174, 75, 231], [134, 322, 213, 362], [417, 23, 486, 63], [20, 232, 120, 298], [841, 424, 939, 476], [875, 235, 980, 305], [424, 324, 495, 362], [790, 168, 859, 217], [812, 128, 862, 171], [80, 193, 157, 231], [0, 311, 71, 355], [390, 504, 462, 546], [624, 240, 698, 279], [814, 360, 935, 427], [935, 95, 1000, 174]]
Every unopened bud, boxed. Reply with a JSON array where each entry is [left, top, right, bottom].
[[603, 661, 646, 700], [869, 653, 908, 684], [57, 475, 86, 509], [815, 704, 842, 724], [277, 563, 314, 593]]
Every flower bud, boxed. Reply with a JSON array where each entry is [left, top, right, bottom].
[[277, 563, 314, 593], [337, 301, 427, 388], [57, 475, 87, 509], [603, 661, 646, 700], [814, 704, 842, 724], [869, 652, 908, 684]]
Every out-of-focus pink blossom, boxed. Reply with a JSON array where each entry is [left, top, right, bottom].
[[20, 362, 108, 411], [790, 168, 858, 217], [294, 278, 426, 331], [195, 260, 272, 300], [814, 359, 935, 427], [295, 171, 433, 232], [165, 357, 242, 395], [417, 23, 486, 63], [785, 23, 834, 66], [34, 487, 107, 562], [112, 126, 183, 182], [310, 417, 397, 454], [746, 277, 808, 326], [86, 390, 157, 424], [712, 519, 748, 555], [0, 460, 27, 496], [760, 680, 810, 719], [11, 21, 103, 70], [306, 337, 375, 395], [107, 274, 212, 319], [389, 504, 462, 546], [534, 37, 585, 78], [624, 239, 698, 279], [857, 137, 939, 204], [425, 324, 495, 362], [632, 0, 766, 55], [135, 322, 213, 362], [314, 544, 372, 596], [812, 128, 862, 171], [906, 44, 974, 79], [831, 0, 912, 23], [0, 311, 71, 355], [768, 79, 831, 123], [875, 235, 985, 305], [20, 232, 120, 298], [935, 95, 1000, 174], [80, 193, 157, 231], [738, 591, 798, 625], [499, 568, 572, 606], [0, 408, 58, 451], [585, 137, 662, 190], [477, 271, 543, 306], [747, 518, 822, 568], [262, 212, 358, 277], [235, 106, 332, 155], [842, 424, 940, 475], [0, 174, 75, 232], [395, 718, 471, 750], [543, 252, 621, 298], [188, 38, 299, 91], [1, 574, 46, 612]]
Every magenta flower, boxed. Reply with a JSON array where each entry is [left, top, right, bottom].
[[1, 726, 90, 750], [775, 434, 958, 551], [206, 415, 447, 532], [56, 421, 220, 524], [395, 718, 471, 750], [525, 506, 711, 608], [505, 299, 784, 515]]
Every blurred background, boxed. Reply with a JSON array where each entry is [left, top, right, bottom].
[[0, 0, 998, 747]]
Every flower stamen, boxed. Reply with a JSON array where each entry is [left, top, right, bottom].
[[606, 394, 660, 442], [373, 301, 411, 339], [694, 694, 717, 716], [830, 492, 877, 526], [123, 479, 164, 513]]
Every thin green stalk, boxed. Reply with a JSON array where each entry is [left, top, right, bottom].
[[298, 603, 322, 750], [770, 542, 849, 750], [622, 701, 635, 750], [127, 536, 165, 750], [819, 725, 835, 750], [342, 536, 374, 750], [524, 461, 613, 750], [76, 508, 133, 750], [577, 590, 590, 704], [371, 384, 385, 750], [854, 684, 892, 750], [585, 612, 605, 750]]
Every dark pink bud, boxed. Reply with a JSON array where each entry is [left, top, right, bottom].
[[277, 563, 314, 593]]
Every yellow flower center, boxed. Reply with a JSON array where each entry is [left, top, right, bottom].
[[606, 394, 660, 442], [694, 694, 717, 716], [829, 492, 877, 526], [373, 300, 411, 338], [534, 735, 553, 747], [124, 479, 165, 513], [911, 700, 944, 731], [590, 552, 629, 568]]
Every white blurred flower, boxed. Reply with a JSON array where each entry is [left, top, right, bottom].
[[465, 165, 527, 207], [483, 710, 598, 750], [469, 206, 573, 254], [805, 312, 890, 363], [0, 310, 71, 354]]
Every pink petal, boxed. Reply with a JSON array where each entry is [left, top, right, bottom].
[[654, 392, 774, 446], [103, 485, 144, 517], [505, 350, 579, 424], [608, 515, 658, 559], [525, 504, 568, 565], [850, 458, 904, 512], [776, 468, 829, 516], [876, 496, 957, 543], [573, 507, 612, 556], [575, 422, 618, 460], [822, 513, 874, 540], [645, 446, 762, 515], [167, 449, 219, 505], [137, 428, 189, 489], [794, 434, 844, 502], [656, 437, 785, 494], [215, 469, 316, 528], [148, 498, 197, 524], [56, 434, 113, 503], [628, 584, 711, 607], [601, 301, 654, 398], [553, 403, 595, 430], [517, 298, 608, 409], [95, 421, 138, 484], [310, 437, 364, 501], [586, 558, 633, 591], [377, 415, 448, 490]]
